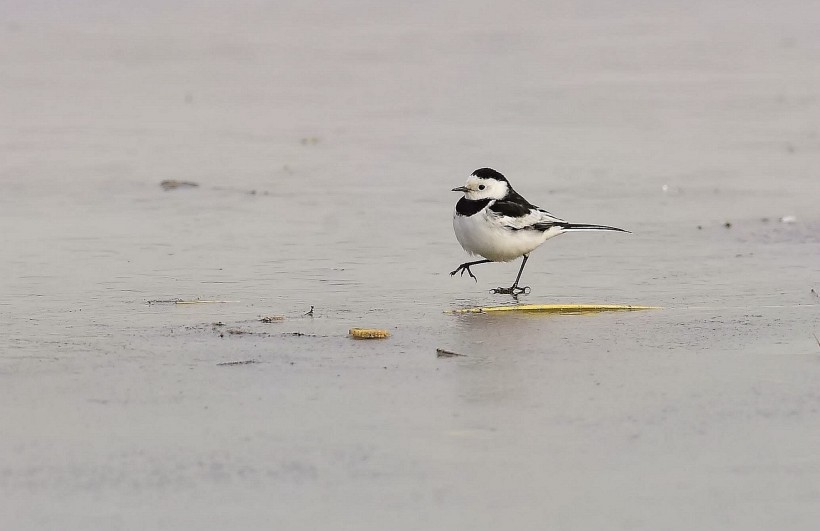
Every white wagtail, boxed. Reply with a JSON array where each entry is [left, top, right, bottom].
[[451, 168, 628, 295]]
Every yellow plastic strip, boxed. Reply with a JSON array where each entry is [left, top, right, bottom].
[[349, 328, 391, 339], [448, 304, 660, 315]]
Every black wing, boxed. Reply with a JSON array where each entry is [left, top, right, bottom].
[[489, 201, 567, 231], [489, 200, 532, 218], [491, 188, 564, 220]]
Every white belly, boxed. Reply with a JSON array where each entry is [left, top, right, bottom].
[[453, 209, 564, 262]]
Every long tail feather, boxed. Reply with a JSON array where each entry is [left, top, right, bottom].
[[561, 223, 630, 233]]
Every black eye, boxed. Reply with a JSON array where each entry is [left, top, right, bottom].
[[478, 185, 485, 190]]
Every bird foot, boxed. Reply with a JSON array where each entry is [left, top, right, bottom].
[[450, 264, 478, 282], [490, 285, 530, 296]]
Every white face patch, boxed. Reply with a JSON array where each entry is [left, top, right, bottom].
[[460, 175, 509, 200]]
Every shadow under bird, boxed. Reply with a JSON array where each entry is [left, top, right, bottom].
[[451, 168, 629, 295]]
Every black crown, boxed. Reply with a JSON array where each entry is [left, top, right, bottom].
[[471, 168, 507, 182]]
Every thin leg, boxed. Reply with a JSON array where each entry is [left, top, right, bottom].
[[450, 259, 493, 282], [511, 254, 529, 288], [491, 254, 531, 295]]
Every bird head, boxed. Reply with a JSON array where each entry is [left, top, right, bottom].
[[452, 168, 510, 200]]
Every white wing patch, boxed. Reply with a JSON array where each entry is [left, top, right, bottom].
[[489, 204, 566, 231]]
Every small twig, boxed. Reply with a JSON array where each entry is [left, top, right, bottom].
[[160, 180, 199, 191], [147, 298, 183, 305], [175, 300, 239, 305], [436, 348, 466, 358], [148, 298, 238, 305], [304, 305, 314, 317], [217, 360, 258, 366], [813, 333, 820, 351]]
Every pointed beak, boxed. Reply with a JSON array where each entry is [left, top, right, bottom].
[[452, 186, 468, 192]]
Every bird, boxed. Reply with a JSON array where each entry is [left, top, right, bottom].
[[451, 168, 628, 295]]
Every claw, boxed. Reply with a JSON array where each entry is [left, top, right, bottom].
[[465, 267, 477, 282], [490, 285, 530, 296], [450, 264, 479, 282], [450, 259, 492, 283]]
